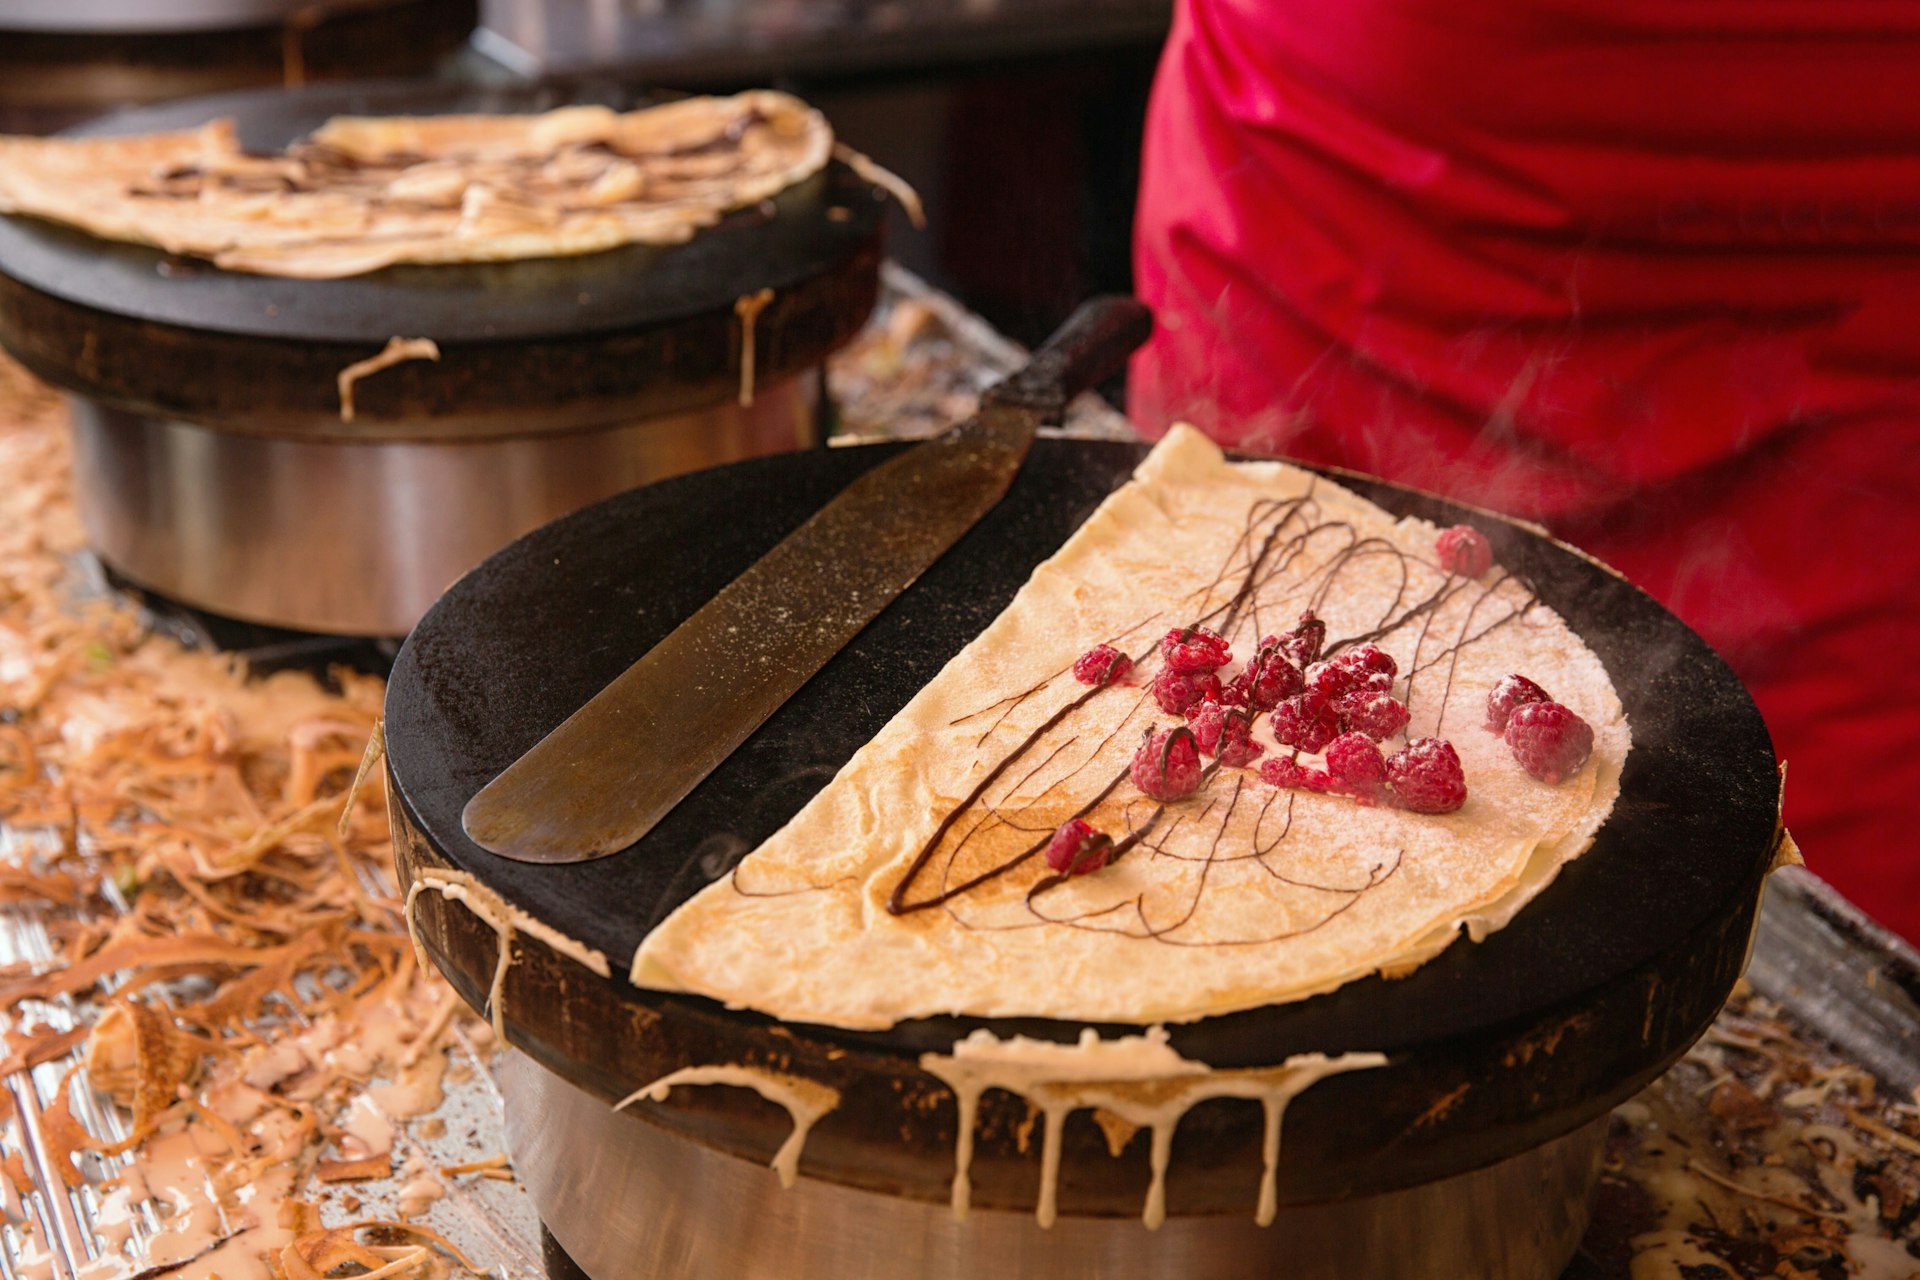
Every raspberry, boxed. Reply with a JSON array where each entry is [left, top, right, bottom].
[[1185, 697, 1228, 754], [1227, 643, 1305, 710], [1335, 690, 1411, 741], [1308, 646, 1396, 700], [1073, 644, 1133, 687], [1258, 756, 1333, 793], [1303, 662, 1344, 697], [1277, 611, 1326, 668], [1386, 738, 1468, 814], [1152, 668, 1222, 716], [1484, 673, 1551, 733], [1160, 626, 1233, 674], [1131, 727, 1205, 801], [1504, 702, 1594, 784], [1044, 818, 1114, 876], [1436, 525, 1494, 578], [1259, 756, 1306, 788], [1187, 700, 1267, 767], [1345, 644, 1399, 679], [1270, 689, 1341, 754], [1324, 732, 1388, 801], [1216, 717, 1267, 768]]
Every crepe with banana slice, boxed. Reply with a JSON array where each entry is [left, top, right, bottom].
[[632, 426, 1630, 1029], [0, 92, 830, 279]]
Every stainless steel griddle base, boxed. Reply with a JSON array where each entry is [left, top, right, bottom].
[[500, 1052, 1605, 1280], [66, 380, 817, 637]]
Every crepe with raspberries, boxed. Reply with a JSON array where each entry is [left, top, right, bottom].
[[631, 426, 1630, 1029], [0, 92, 830, 279]]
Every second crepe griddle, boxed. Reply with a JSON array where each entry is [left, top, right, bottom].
[[385, 438, 1782, 1213], [0, 81, 883, 438]]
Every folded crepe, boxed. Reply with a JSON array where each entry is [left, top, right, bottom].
[[632, 426, 1630, 1029]]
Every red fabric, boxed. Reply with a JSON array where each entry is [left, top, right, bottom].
[[1134, 0, 1920, 936]]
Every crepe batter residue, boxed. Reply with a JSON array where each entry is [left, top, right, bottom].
[[403, 868, 611, 1043], [734, 288, 775, 408], [335, 336, 440, 423], [613, 1065, 841, 1188], [919, 1027, 1384, 1229]]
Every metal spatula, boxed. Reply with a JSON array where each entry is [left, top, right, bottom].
[[461, 296, 1153, 864]]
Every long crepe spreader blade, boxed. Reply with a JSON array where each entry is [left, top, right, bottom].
[[461, 296, 1152, 863]]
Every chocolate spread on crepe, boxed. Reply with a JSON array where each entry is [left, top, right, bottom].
[[632, 427, 1630, 1029], [0, 92, 831, 279]]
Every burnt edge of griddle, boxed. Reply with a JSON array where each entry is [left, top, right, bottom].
[[383, 438, 1781, 1073]]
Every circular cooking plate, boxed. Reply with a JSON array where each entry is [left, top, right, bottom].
[[0, 81, 883, 439], [385, 439, 1781, 1215]]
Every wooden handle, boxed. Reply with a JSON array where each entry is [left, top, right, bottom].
[[983, 296, 1154, 422]]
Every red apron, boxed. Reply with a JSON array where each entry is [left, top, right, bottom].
[[1134, 0, 1920, 936]]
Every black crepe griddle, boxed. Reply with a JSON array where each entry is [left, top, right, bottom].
[[385, 439, 1782, 1214], [0, 81, 883, 439]]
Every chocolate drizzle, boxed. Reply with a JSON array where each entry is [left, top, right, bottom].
[[880, 484, 1540, 944]]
